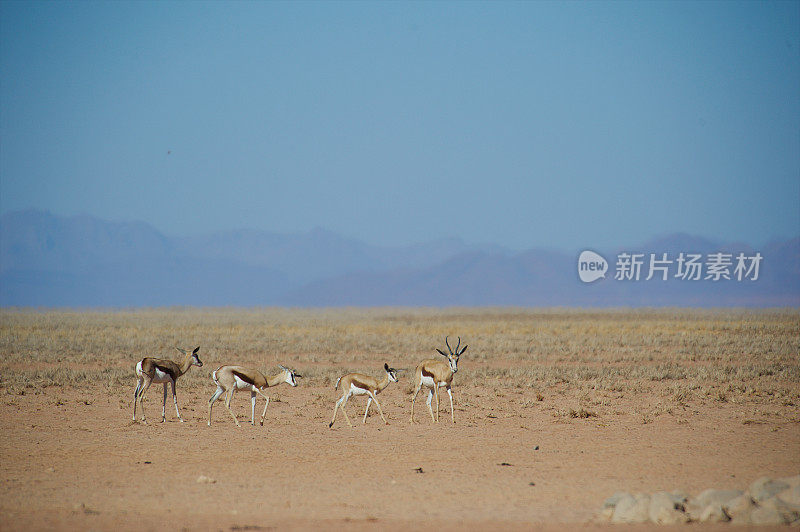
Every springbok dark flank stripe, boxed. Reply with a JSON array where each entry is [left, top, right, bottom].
[[231, 370, 256, 387], [154, 364, 179, 380], [350, 377, 377, 392]]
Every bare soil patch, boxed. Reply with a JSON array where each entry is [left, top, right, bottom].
[[1, 380, 797, 531]]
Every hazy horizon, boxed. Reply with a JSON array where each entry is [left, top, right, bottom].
[[3, 208, 796, 308], [6, 207, 798, 253]]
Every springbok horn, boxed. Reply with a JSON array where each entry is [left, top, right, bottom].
[[455, 336, 461, 354], [445, 336, 453, 355]]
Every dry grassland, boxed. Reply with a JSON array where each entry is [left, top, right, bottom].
[[0, 307, 798, 530], [2, 307, 797, 407]]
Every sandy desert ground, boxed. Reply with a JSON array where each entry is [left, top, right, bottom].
[[0, 308, 797, 531]]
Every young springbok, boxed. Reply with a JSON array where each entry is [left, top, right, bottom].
[[329, 363, 399, 428], [133, 346, 203, 423], [410, 336, 467, 424], [208, 365, 301, 427]]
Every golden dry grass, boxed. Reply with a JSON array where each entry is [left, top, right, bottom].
[[1, 307, 798, 414]]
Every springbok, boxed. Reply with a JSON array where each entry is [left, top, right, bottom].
[[208, 365, 301, 426], [410, 336, 467, 423], [133, 346, 203, 423], [329, 363, 399, 428]]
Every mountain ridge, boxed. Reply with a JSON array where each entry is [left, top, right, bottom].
[[1, 209, 797, 307]]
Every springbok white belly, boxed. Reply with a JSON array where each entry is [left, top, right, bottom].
[[349, 383, 369, 396], [136, 361, 172, 383], [420, 375, 446, 389], [151, 368, 172, 383], [233, 376, 257, 391]]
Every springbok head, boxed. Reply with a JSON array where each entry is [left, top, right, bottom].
[[176, 346, 203, 367], [436, 336, 468, 373], [384, 362, 399, 383], [279, 365, 302, 387]]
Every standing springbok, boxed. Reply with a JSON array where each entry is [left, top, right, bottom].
[[208, 365, 301, 427], [329, 363, 399, 428], [133, 346, 203, 423], [410, 336, 467, 424]]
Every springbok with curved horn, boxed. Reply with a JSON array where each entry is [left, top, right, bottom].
[[410, 336, 467, 424], [329, 363, 399, 428], [133, 346, 203, 423], [208, 365, 301, 426]]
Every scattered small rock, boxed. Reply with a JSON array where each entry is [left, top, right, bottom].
[[73, 503, 99, 515], [603, 492, 630, 510], [599, 475, 800, 526], [413, 467, 424, 474], [698, 504, 730, 523], [724, 494, 756, 520], [778, 485, 800, 506], [749, 505, 789, 526], [196, 475, 216, 484], [649, 492, 690, 524], [749, 476, 790, 503], [685, 489, 741, 520], [611, 493, 650, 524], [691, 488, 743, 509], [759, 496, 800, 524], [499, 462, 512, 466]]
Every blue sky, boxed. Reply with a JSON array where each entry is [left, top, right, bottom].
[[1, 1, 798, 250]]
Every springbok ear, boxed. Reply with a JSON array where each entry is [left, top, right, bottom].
[[279, 364, 288, 371], [175, 347, 187, 355], [459, 345, 468, 355], [436, 348, 448, 357], [384, 362, 389, 371], [192, 346, 200, 354]]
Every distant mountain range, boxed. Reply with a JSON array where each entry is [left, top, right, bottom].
[[1, 209, 797, 307]]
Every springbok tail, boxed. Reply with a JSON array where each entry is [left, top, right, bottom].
[[334, 376, 342, 390], [212, 369, 219, 384]]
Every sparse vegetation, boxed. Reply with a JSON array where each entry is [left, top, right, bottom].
[[0, 307, 798, 531], [0, 308, 797, 418]]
